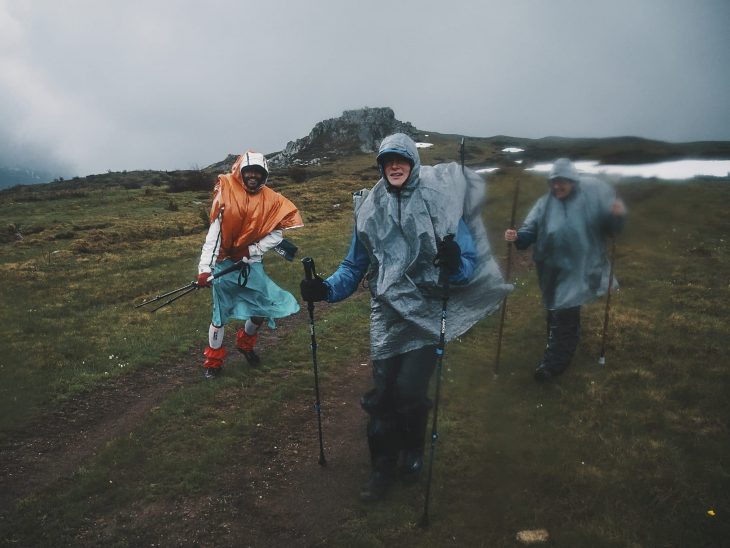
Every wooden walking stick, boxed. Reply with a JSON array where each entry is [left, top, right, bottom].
[[493, 178, 520, 376]]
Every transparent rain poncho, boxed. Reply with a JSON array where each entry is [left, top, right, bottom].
[[349, 133, 512, 360], [517, 174, 623, 310]]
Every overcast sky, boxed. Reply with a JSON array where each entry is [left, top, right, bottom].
[[1, 0, 729, 177]]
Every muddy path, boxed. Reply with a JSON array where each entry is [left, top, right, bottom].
[[0, 348, 197, 514], [0, 312, 381, 546]]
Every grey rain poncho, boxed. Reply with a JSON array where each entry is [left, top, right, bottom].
[[349, 133, 512, 360], [517, 160, 623, 311]]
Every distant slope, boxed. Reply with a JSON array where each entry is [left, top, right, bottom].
[[5, 105, 730, 193], [476, 135, 730, 164], [0, 166, 57, 189]]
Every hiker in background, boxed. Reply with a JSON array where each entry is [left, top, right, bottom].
[[197, 151, 303, 379], [300, 133, 510, 502], [505, 158, 626, 383]]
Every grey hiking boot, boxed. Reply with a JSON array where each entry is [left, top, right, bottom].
[[533, 365, 553, 383], [203, 367, 219, 379], [359, 469, 395, 502], [400, 450, 424, 484]]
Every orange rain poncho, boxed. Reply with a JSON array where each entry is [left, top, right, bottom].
[[209, 154, 303, 262]]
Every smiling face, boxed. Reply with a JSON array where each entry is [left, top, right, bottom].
[[380, 153, 412, 188], [242, 166, 267, 193], [549, 177, 575, 200]]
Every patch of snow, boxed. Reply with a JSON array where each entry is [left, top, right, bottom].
[[526, 159, 730, 180]]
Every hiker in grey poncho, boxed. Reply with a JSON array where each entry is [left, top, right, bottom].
[[505, 158, 626, 382], [301, 133, 510, 501]]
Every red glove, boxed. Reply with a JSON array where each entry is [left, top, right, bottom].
[[196, 272, 212, 287]]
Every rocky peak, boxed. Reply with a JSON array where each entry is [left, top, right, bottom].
[[268, 107, 419, 167]]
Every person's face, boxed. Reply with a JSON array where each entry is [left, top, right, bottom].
[[549, 177, 574, 200], [381, 154, 412, 188], [242, 167, 266, 193]]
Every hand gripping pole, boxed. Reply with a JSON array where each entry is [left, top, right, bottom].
[[135, 259, 248, 313]]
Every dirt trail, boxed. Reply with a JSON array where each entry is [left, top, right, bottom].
[[219, 358, 373, 547], [0, 314, 376, 546], [0, 349, 197, 514]]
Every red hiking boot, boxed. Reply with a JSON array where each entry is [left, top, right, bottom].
[[203, 346, 225, 379], [236, 328, 261, 366]]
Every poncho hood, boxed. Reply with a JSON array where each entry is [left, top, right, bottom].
[[376, 133, 422, 191], [549, 158, 581, 183]]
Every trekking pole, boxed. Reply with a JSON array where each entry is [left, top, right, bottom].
[[135, 281, 198, 311], [599, 238, 617, 365], [302, 257, 327, 466], [493, 178, 521, 376], [419, 235, 453, 528], [459, 137, 465, 173], [135, 259, 248, 313]]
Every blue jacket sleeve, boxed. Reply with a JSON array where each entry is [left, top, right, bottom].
[[324, 229, 370, 302], [449, 218, 477, 285]]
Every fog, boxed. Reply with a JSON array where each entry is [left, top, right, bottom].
[[1, 1, 729, 176]]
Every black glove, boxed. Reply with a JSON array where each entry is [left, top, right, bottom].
[[435, 236, 461, 274], [300, 277, 329, 302]]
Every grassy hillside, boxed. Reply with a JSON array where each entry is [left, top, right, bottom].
[[0, 139, 728, 546]]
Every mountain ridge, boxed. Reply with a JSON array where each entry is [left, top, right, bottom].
[[3, 106, 730, 190]]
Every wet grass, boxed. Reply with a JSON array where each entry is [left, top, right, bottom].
[[0, 149, 728, 546]]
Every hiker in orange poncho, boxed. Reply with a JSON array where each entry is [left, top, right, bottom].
[[196, 151, 303, 379]]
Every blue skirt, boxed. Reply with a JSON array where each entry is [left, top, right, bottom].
[[210, 259, 300, 328]]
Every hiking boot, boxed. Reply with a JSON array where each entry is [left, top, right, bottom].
[[236, 328, 260, 366], [400, 450, 424, 484], [239, 348, 261, 367], [203, 345, 225, 367], [533, 365, 553, 383], [359, 469, 394, 503], [203, 346, 225, 379]]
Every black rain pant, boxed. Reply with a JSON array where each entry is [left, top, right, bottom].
[[541, 306, 581, 375], [361, 345, 436, 472]]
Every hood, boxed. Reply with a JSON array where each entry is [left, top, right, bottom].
[[376, 133, 421, 188], [549, 158, 580, 183], [230, 152, 269, 193]]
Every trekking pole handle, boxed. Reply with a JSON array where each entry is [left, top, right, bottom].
[[302, 257, 316, 281], [211, 259, 246, 280]]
